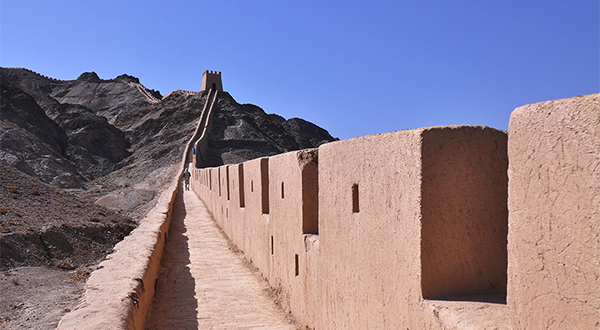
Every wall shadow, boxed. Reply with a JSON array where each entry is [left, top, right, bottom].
[[145, 188, 198, 329], [429, 293, 507, 305]]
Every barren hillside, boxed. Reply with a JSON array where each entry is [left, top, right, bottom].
[[1, 67, 335, 218], [0, 67, 335, 328]]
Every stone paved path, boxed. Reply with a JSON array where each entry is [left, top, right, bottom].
[[145, 188, 298, 330]]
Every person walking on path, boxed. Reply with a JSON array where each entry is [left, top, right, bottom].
[[183, 168, 191, 190]]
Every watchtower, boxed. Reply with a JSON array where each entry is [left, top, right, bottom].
[[201, 70, 223, 92]]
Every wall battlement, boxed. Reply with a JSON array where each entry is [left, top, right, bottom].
[[190, 93, 599, 330], [192, 125, 510, 329]]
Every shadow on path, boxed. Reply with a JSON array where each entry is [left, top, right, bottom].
[[146, 188, 298, 329], [145, 188, 198, 329]]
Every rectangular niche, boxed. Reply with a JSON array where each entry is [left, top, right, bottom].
[[420, 127, 508, 300]]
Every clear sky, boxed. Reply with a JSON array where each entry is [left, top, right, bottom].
[[1, 1, 598, 140]]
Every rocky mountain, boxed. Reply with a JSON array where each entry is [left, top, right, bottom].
[[0, 67, 335, 329], [203, 94, 336, 166], [1, 67, 335, 209], [0, 67, 336, 268]]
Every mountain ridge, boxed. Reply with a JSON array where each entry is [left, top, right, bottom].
[[1, 67, 335, 196], [1, 66, 336, 266]]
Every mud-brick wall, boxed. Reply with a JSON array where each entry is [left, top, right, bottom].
[[191, 125, 509, 330], [226, 163, 246, 250], [316, 126, 508, 329], [315, 129, 425, 329], [508, 94, 600, 329]]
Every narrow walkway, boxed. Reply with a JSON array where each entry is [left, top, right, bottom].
[[145, 188, 298, 330]]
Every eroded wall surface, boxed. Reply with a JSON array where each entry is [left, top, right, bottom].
[[191, 125, 510, 329], [189, 94, 598, 329], [508, 94, 600, 329], [316, 126, 508, 329]]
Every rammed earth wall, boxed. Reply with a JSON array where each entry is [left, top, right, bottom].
[[191, 125, 511, 329], [192, 94, 599, 329]]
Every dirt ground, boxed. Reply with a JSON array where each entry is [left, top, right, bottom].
[[0, 266, 91, 329], [0, 164, 175, 329]]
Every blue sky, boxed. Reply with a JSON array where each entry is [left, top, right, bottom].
[[1, 1, 598, 140]]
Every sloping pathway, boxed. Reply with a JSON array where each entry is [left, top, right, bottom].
[[145, 188, 298, 330]]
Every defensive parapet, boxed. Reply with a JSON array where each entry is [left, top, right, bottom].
[[189, 93, 599, 330], [125, 81, 162, 103], [191, 125, 510, 329], [193, 89, 219, 167], [56, 92, 598, 329]]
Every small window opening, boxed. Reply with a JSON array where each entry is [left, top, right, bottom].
[[281, 182, 285, 199], [271, 236, 274, 255], [251, 180, 254, 192], [352, 183, 359, 213], [295, 254, 299, 277]]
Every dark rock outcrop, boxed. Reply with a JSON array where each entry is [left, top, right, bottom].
[[0, 67, 336, 207], [0, 66, 336, 273], [77, 71, 102, 82], [202, 93, 335, 167]]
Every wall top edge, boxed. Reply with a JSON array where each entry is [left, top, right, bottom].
[[322, 124, 506, 147], [193, 125, 506, 171], [515, 93, 598, 110], [509, 93, 599, 123]]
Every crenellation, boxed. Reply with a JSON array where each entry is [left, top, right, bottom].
[[4, 67, 66, 81], [200, 69, 223, 92], [191, 126, 510, 329], [187, 93, 599, 329]]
